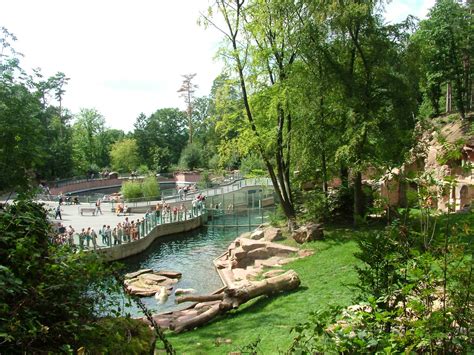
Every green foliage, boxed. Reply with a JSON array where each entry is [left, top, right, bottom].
[[71, 108, 107, 174], [110, 138, 140, 173], [197, 170, 211, 189], [141, 175, 160, 198], [416, 0, 473, 118], [80, 317, 154, 354], [121, 177, 160, 199], [437, 137, 465, 165], [0, 196, 121, 352], [121, 180, 143, 199], [239, 153, 266, 177], [289, 210, 474, 353], [179, 142, 203, 171], [133, 108, 188, 172]]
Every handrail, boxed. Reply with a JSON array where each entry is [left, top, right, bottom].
[[38, 178, 274, 207]]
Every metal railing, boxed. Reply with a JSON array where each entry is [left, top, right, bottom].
[[59, 207, 208, 251]]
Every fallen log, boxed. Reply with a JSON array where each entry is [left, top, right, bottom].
[[170, 270, 300, 333], [175, 293, 224, 304]]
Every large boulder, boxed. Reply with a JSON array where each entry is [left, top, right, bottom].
[[249, 229, 265, 240], [292, 223, 324, 244], [124, 269, 180, 296], [263, 227, 283, 242]]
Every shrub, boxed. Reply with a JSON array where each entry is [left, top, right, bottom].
[[141, 175, 160, 198], [0, 196, 121, 352], [121, 180, 143, 199]]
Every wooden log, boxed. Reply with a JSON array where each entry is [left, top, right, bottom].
[[170, 304, 221, 333], [171, 270, 300, 333], [175, 293, 224, 304]]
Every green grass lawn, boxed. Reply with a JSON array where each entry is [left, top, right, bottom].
[[162, 227, 365, 354]]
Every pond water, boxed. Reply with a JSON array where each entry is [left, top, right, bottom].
[[115, 208, 273, 316]]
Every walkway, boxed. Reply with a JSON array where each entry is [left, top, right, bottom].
[[42, 178, 274, 251]]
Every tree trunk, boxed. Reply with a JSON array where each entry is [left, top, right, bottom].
[[353, 171, 364, 225], [170, 270, 300, 333], [446, 82, 452, 113]]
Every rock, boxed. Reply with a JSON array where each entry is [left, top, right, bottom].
[[155, 270, 182, 279], [247, 247, 271, 260], [238, 238, 268, 252], [263, 227, 283, 242], [231, 246, 247, 260], [124, 268, 153, 279], [292, 223, 324, 244], [239, 231, 252, 239], [249, 229, 265, 240], [139, 273, 168, 284]]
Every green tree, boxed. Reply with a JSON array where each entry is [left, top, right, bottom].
[[207, 0, 302, 228], [71, 108, 106, 174], [416, 0, 473, 118], [133, 108, 188, 172], [110, 138, 140, 172], [298, 0, 417, 223], [179, 142, 203, 170], [0, 28, 52, 191]]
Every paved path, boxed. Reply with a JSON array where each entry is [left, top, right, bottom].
[[43, 201, 146, 248]]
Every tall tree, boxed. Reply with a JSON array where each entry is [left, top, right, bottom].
[[0, 27, 46, 191], [110, 138, 140, 172], [71, 108, 106, 174], [206, 0, 302, 228], [416, 0, 473, 118], [133, 108, 188, 172], [177, 73, 198, 143], [300, 0, 418, 223]]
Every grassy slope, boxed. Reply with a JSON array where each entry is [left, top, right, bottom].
[[164, 227, 364, 354]]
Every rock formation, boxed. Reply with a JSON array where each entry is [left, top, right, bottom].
[[124, 269, 181, 297]]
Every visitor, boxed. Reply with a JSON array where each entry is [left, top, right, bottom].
[[55, 205, 62, 220], [117, 223, 124, 244], [85, 227, 92, 249], [100, 224, 107, 245], [155, 202, 162, 220], [90, 228, 98, 250], [173, 206, 178, 221], [79, 228, 85, 250], [192, 199, 197, 216], [112, 227, 119, 245], [123, 217, 131, 242], [67, 225, 75, 247], [105, 225, 112, 246], [95, 199, 103, 215]]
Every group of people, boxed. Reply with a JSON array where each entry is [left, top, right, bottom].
[[51, 216, 146, 250], [50, 191, 208, 250]]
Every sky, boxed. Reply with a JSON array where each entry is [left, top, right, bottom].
[[0, 0, 435, 132]]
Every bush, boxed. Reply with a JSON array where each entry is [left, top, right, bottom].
[[121, 180, 143, 199], [289, 212, 474, 353], [141, 176, 160, 198], [179, 143, 203, 170], [0, 196, 120, 352]]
